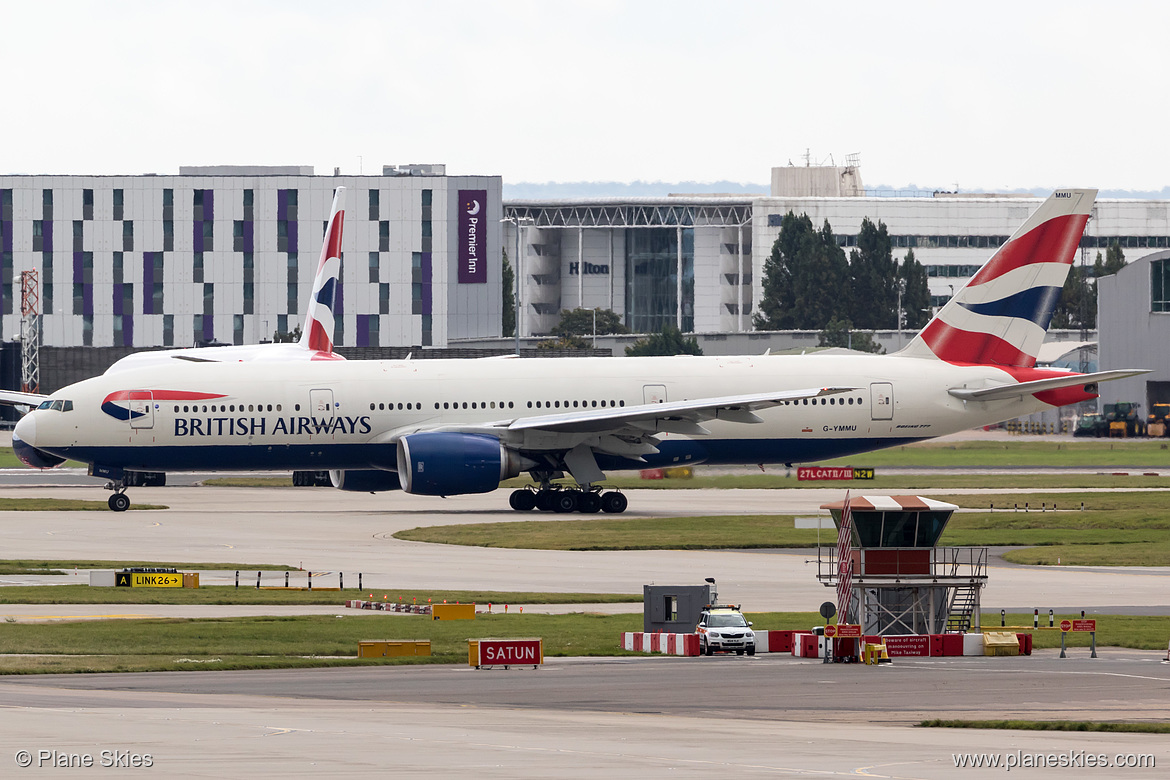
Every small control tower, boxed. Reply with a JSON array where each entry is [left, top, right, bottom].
[[817, 495, 987, 635]]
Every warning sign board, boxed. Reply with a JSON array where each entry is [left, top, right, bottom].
[[1061, 619, 1096, 632]]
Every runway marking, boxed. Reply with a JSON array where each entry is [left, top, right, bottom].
[[853, 761, 938, 779]]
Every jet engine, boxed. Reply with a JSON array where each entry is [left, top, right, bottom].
[[396, 432, 531, 496], [329, 469, 402, 493]]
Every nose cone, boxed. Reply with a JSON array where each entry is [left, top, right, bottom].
[[13, 413, 65, 470], [13, 412, 36, 447]]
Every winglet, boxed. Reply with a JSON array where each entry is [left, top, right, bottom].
[[300, 187, 345, 356]]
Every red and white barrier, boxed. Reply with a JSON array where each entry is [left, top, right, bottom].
[[756, 630, 795, 653], [621, 632, 700, 657]]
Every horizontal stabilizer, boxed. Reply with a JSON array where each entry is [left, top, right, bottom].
[[947, 369, 1149, 402]]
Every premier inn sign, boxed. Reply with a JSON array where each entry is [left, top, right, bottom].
[[458, 189, 487, 284]]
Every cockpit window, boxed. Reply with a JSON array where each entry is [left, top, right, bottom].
[[37, 400, 51, 410], [37, 399, 73, 412], [62, 400, 73, 412]]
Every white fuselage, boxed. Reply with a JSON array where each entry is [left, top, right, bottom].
[[19, 353, 1058, 476]]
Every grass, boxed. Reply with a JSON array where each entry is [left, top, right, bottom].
[[394, 515, 825, 550], [0, 560, 296, 577], [0, 498, 166, 511], [501, 473, 1170, 491], [0, 611, 1165, 675], [920, 719, 1170, 733], [818, 439, 1170, 468], [0, 584, 641, 606], [393, 490, 1170, 566], [204, 476, 295, 487]]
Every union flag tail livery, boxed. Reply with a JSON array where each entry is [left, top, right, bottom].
[[300, 187, 345, 357], [902, 189, 1096, 368]]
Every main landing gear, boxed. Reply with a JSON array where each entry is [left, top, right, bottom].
[[508, 486, 628, 514]]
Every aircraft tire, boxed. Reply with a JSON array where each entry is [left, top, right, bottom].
[[536, 491, 557, 512], [601, 491, 628, 514], [553, 491, 579, 513], [578, 492, 602, 514], [509, 489, 537, 511], [108, 494, 130, 512]]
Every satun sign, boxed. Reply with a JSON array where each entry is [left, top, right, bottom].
[[469, 638, 544, 668], [458, 189, 487, 284]]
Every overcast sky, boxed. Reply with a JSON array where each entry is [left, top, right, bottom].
[[3, 1, 1166, 192]]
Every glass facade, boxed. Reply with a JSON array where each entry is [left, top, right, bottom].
[[1153, 258, 1170, 313], [625, 228, 693, 333]]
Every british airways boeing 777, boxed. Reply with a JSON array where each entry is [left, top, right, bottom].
[[4, 188, 1145, 512]]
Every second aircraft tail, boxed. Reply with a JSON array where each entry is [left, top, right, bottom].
[[299, 187, 346, 357]]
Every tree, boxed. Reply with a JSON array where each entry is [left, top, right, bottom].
[[898, 248, 931, 330], [625, 323, 703, 356], [753, 212, 848, 330], [1052, 243, 1124, 330], [1051, 262, 1095, 329], [273, 325, 301, 343], [1095, 241, 1126, 277], [551, 307, 628, 338], [536, 335, 590, 350], [848, 218, 897, 329], [817, 317, 884, 354], [502, 249, 516, 338]]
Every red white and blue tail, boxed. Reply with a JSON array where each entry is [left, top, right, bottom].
[[901, 188, 1096, 367], [300, 187, 345, 358]]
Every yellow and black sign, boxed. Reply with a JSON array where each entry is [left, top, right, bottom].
[[115, 572, 183, 588], [852, 468, 875, 480]]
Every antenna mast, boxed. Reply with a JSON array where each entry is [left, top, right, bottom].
[[20, 270, 40, 394]]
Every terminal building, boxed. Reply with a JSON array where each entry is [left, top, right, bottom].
[[503, 165, 1170, 339]]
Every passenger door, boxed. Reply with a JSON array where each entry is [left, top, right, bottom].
[[128, 390, 154, 430], [870, 382, 893, 421], [643, 385, 667, 405]]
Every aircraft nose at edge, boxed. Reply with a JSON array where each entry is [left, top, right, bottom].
[[13, 412, 36, 447]]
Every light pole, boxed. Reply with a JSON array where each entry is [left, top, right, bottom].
[[501, 215, 534, 355]]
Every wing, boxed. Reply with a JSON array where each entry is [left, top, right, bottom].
[[376, 385, 854, 485], [0, 389, 47, 408]]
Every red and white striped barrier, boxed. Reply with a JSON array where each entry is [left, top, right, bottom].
[[621, 632, 700, 656]]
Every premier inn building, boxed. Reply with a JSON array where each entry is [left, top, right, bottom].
[[0, 165, 503, 350]]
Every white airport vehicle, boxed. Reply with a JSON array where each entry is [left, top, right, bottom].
[[697, 605, 756, 656], [3, 188, 1146, 512]]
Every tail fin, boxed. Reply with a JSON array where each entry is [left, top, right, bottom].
[[900, 188, 1096, 367], [300, 187, 345, 355]]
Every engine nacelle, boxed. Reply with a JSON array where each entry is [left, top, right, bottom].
[[396, 433, 526, 496], [329, 469, 402, 493]]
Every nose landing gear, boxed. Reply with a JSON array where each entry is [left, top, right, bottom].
[[105, 481, 131, 512]]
